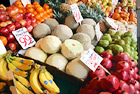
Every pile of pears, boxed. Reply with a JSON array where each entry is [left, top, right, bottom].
[[95, 30, 138, 63]]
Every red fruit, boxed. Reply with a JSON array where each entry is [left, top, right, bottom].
[[101, 58, 112, 70], [117, 70, 129, 82], [12, 13, 23, 22], [99, 75, 119, 92], [0, 14, 7, 22], [7, 33, 15, 43], [79, 88, 88, 94], [134, 67, 139, 73], [85, 83, 90, 89], [119, 80, 129, 92], [0, 10, 5, 14], [7, 42, 16, 50], [0, 22, 8, 27], [129, 68, 136, 78], [129, 84, 136, 94], [90, 77, 101, 91], [31, 18, 36, 23], [134, 80, 140, 90], [111, 62, 117, 70], [128, 75, 135, 84], [0, 27, 9, 36], [87, 89, 99, 94], [6, 20, 12, 25], [134, 74, 140, 81], [115, 53, 130, 62], [100, 52, 113, 60], [110, 71, 117, 76], [20, 19, 27, 27], [128, 59, 137, 68], [135, 90, 140, 94], [26, 19, 31, 25], [116, 61, 130, 71], [99, 92, 112, 94], [7, 8, 18, 17], [26, 25, 33, 33], [24, 12, 32, 19], [90, 67, 106, 78], [31, 22, 37, 27], [14, 21, 21, 30], [7, 24, 16, 32], [114, 90, 130, 94]]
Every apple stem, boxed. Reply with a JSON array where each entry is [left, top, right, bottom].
[[99, 64, 111, 75]]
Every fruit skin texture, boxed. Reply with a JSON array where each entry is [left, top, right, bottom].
[[7, 43, 16, 50], [100, 52, 113, 60], [115, 53, 130, 62], [0, 27, 9, 36], [116, 61, 130, 71], [101, 58, 112, 70], [0, 59, 8, 80], [128, 59, 137, 68], [129, 68, 136, 78], [90, 67, 106, 79], [134, 74, 140, 81], [7, 33, 15, 43], [134, 80, 140, 90], [116, 70, 129, 82], [99, 75, 119, 92], [114, 90, 130, 94], [129, 84, 136, 94], [99, 92, 112, 94], [119, 80, 129, 92], [89, 77, 101, 91]]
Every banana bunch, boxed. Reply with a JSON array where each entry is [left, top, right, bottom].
[[30, 66, 60, 94]]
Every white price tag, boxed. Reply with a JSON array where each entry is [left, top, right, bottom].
[[80, 48, 103, 72], [70, 3, 83, 23], [112, 0, 118, 6], [0, 40, 7, 55], [95, 23, 103, 41], [105, 17, 118, 30], [12, 27, 36, 49], [21, 0, 31, 6]]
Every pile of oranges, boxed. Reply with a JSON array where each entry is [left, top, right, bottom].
[[7, 1, 53, 24]]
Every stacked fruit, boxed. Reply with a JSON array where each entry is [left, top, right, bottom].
[[79, 52, 140, 94], [0, 52, 60, 94]]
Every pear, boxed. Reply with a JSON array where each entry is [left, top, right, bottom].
[[115, 31, 123, 36], [115, 39, 125, 46], [99, 40, 109, 47], [124, 31, 132, 37], [94, 46, 105, 54], [112, 44, 123, 54], [107, 29, 115, 35], [111, 35, 121, 40], [102, 34, 112, 42]]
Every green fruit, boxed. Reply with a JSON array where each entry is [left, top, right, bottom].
[[108, 44, 115, 49], [123, 48, 131, 54], [115, 39, 125, 46], [130, 51, 135, 57], [134, 55, 138, 60], [102, 34, 112, 42], [108, 30, 115, 35], [99, 40, 109, 47], [124, 31, 132, 37], [110, 41, 115, 44], [131, 38, 136, 44], [115, 31, 123, 36], [112, 44, 123, 54], [94, 46, 105, 54], [134, 47, 137, 50], [124, 52, 130, 57], [106, 49, 113, 56], [131, 43, 137, 47], [134, 51, 138, 55], [111, 35, 121, 40], [130, 47, 135, 51], [123, 37, 132, 45]]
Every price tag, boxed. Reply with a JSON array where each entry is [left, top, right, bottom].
[[105, 17, 118, 30], [112, 0, 118, 6], [95, 23, 103, 41], [12, 27, 36, 49], [80, 48, 103, 72], [0, 40, 7, 55], [21, 0, 31, 6], [9, 0, 17, 5], [70, 3, 83, 23]]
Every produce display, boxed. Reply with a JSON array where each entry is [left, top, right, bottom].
[[0, 0, 139, 94]]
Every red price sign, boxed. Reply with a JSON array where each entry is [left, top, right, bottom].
[[73, 9, 81, 22], [12, 27, 36, 49]]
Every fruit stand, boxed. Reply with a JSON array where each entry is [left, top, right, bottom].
[[0, 0, 139, 94]]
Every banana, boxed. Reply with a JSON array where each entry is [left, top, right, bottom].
[[0, 59, 8, 80], [10, 56, 34, 65], [7, 59, 28, 77], [30, 69, 43, 94], [44, 68, 53, 80], [15, 79, 34, 94], [16, 88, 23, 94], [39, 69, 60, 93], [14, 74, 31, 88], [9, 59, 31, 71]]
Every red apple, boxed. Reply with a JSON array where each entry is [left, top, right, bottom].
[[14, 21, 21, 30], [24, 12, 32, 19], [90, 67, 106, 78], [0, 22, 8, 27], [7, 33, 15, 43], [7, 42, 16, 50], [26, 25, 33, 32], [0, 14, 7, 22], [7, 7, 19, 17], [31, 18, 36, 23], [6, 20, 12, 25], [20, 19, 27, 27], [0, 9, 5, 14], [7, 24, 16, 32], [0, 27, 9, 36], [12, 13, 23, 22], [31, 22, 37, 27], [26, 19, 31, 25]]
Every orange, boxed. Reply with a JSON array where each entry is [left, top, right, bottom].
[[33, 1, 39, 6], [27, 8, 34, 13], [49, 13, 53, 18], [49, 9, 53, 13], [34, 14, 41, 20], [43, 3, 49, 9], [36, 20, 41, 24], [34, 4, 41, 9], [26, 4, 33, 8], [0, 36, 7, 46], [33, 11, 37, 16], [13, 1, 22, 5], [16, 4, 24, 9], [18, 9, 24, 13], [112, 13, 120, 20], [36, 7, 44, 13]]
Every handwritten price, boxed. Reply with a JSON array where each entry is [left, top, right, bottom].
[[89, 54, 98, 68], [73, 9, 81, 21], [19, 35, 31, 47]]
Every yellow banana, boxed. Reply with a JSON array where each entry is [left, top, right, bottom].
[[10, 56, 34, 65], [7, 59, 28, 77], [14, 74, 31, 88], [0, 59, 8, 80], [16, 88, 23, 94], [15, 79, 34, 94], [39, 69, 60, 93], [10, 60, 31, 71], [44, 68, 53, 80], [30, 69, 43, 94]]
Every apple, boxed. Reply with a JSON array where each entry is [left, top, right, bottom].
[[6, 16, 10, 20], [14, 21, 21, 30], [31, 18, 36, 23], [0, 22, 8, 27], [6, 20, 12, 25], [24, 12, 32, 19], [26, 19, 31, 25], [7, 7, 19, 17], [0, 27, 9, 36], [26, 25, 33, 32], [20, 19, 27, 27], [7, 24, 16, 32], [31, 22, 37, 27], [7, 33, 15, 43], [0, 14, 7, 22], [0, 9, 5, 14], [12, 13, 23, 22], [7, 42, 16, 50]]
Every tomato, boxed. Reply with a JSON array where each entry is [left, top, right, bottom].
[[0, 36, 8, 46]]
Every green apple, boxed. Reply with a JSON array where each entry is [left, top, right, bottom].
[[94, 46, 105, 54]]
